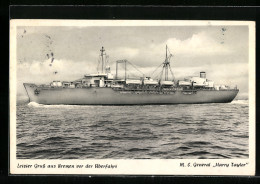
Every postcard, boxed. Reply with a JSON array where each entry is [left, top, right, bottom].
[[10, 19, 255, 175]]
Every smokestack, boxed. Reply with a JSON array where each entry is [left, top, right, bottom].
[[200, 71, 206, 78]]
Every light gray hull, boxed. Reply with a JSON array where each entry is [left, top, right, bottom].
[[24, 83, 239, 105]]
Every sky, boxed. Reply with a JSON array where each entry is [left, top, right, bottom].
[[16, 25, 249, 100]]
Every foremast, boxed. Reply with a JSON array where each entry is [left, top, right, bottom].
[[98, 46, 111, 74]]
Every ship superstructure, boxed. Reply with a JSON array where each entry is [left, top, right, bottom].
[[23, 46, 239, 105]]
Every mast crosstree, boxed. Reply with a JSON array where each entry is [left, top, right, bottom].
[[97, 46, 111, 74], [152, 45, 175, 82]]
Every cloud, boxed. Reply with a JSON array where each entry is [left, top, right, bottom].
[[110, 31, 236, 69], [159, 31, 233, 57], [17, 59, 97, 98], [19, 58, 98, 82], [165, 31, 233, 56], [109, 47, 140, 61]]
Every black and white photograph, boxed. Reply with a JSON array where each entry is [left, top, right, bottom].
[[10, 20, 255, 175]]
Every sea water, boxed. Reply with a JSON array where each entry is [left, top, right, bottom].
[[16, 100, 249, 159]]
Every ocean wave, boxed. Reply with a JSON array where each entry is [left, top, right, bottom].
[[18, 101, 249, 159], [231, 100, 249, 105], [27, 102, 97, 108], [28, 102, 44, 107]]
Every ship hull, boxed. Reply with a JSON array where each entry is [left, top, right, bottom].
[[24, 83, 239, 105]]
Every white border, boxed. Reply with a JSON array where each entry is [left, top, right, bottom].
[[10, 20, 255, 175]]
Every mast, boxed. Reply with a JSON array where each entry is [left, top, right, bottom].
[[125, 60, 127, 81], [166, 45, 167, 60], [116, 61, 118, 79], [163, 45, 170, 81], [150, 45, 175, 82], [165, 45, 167, 80]]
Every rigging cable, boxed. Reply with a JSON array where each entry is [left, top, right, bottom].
[[169, 64, 176, 82], [127, 61, 144, 76], [150, 63, 163, 78]]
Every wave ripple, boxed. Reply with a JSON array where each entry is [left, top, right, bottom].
[[17, 101, 249, 159]]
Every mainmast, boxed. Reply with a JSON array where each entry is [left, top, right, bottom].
[[163, 45, 170, 81], [150, 45, 175, 82]]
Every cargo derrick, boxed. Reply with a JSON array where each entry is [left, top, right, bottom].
[[115, 45, 176, 93]]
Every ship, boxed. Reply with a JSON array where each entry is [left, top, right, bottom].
[[23, 46, 239, 105]]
